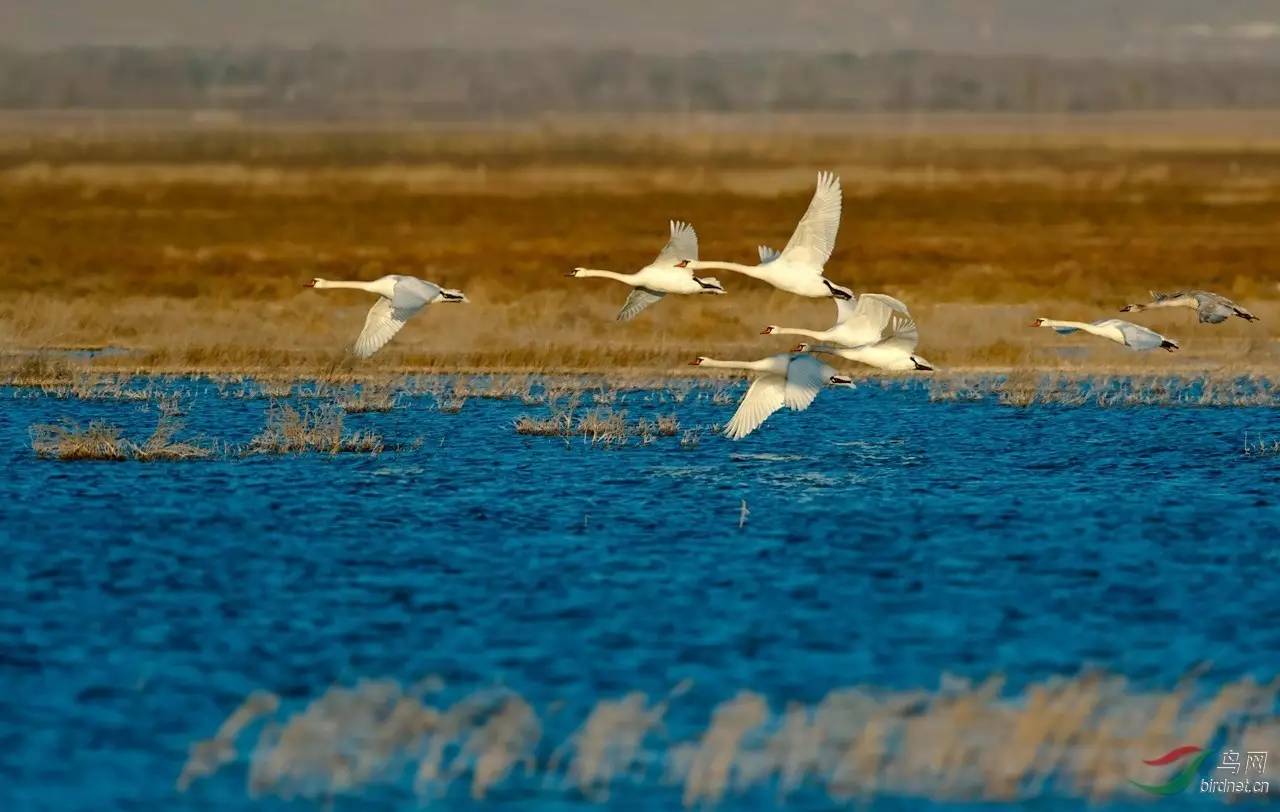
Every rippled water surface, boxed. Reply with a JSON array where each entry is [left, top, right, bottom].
[[2, 378, 1278, 810]]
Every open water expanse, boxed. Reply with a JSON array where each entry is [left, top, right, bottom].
[[2, 377, 1278, 810]]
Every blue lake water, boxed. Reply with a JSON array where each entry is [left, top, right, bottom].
[[2, 378, 1278, 810]]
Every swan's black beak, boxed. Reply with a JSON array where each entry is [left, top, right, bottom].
[[303, 279, 317, 288], [688, 358, 703, 366]]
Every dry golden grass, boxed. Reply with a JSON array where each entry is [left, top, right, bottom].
[[30, 420, 129, 460], [178, 671, 1280, 804], [246, 404, 383, 455], [1, 117, 1278, 379], [30, 414, 214, 461]]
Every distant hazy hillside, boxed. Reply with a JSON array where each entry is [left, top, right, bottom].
[[3, 48, 1280, 117]]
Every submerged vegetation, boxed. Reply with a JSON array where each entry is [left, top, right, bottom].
[[178, 671, 1280, 805], [931, 372, 1280, 408], [19, 369, 1280, 462], [1242, 432, 1280, 457], [514, 404, 682, 445]]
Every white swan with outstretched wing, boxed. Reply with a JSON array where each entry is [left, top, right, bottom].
[[688, 352, 855, 440], [568, 220, 725, 321], [679, 173, 853, 300], [304, 274, 468, 359]]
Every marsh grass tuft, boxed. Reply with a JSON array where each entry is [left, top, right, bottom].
[[30, 414, 214, 461], [515, 404, 681, 447], [30, 420, 129, 460], [133, 417, 216, 461], [336, 384, 398, 413], [247, 404, 383, 455]]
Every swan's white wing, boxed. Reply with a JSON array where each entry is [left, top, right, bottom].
[[832, 294, 861, 326], [783, 354, 829, 412], [353, 298, 422, 358], [390, 276, 442, 309], [835, 294, 919, 351], [1103, 320, 1165, 350], [757, 244, 781, 264], [862, 294, 919, 352], [779, 171, 842, 269], [617, 287, 665, 321], [654, 220, 698, 264], [724, 374, 787, 440]]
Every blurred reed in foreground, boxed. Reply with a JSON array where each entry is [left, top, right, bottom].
[[179, 672, 1280, 804]]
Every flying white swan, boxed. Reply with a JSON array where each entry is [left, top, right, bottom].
[[1033, 317, 1179, 351], [763, 294, 932, 370], [675, 172, 853, 300], [689, 353, 854, 440], [1121, 290, 1259, 324], [567, 220, 725, 320], [304, 274, 468, 358]]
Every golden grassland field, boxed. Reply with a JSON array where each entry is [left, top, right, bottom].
[[1, 113, 1279, 382]]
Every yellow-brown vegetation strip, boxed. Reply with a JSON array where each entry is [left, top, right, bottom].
[[1, 123, 1278, 377], [178, 672, 1280, 804]]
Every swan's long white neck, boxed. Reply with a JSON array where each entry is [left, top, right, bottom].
[[697, 358, 771, 372], [312, 279, 380, 293], [574, 268, 637, 284], [1136, 299, 1186, 311], [686, 260, 770, 281], [769, 326, 831, 341], [1039, 319, 1108, 337]]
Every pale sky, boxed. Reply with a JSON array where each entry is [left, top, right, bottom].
[[3, 0, 1280, 60]]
